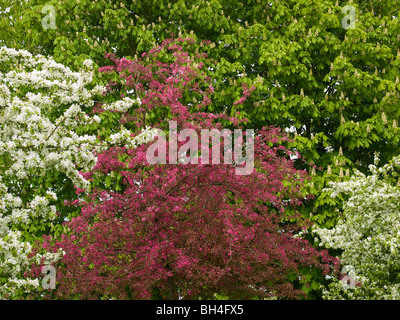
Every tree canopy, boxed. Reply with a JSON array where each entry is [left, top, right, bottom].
[[2, 0, 400, 226], [1, 0, 400, 300]]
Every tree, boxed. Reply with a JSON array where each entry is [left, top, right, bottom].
[[29, 40, 339, 299], [0, 46, 157, 299], [34, 131, 338, 300], [313, 153, 400, 299], [2, 0, 400, 227]]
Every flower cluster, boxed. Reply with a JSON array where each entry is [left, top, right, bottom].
[[107, 126, 159, 149], [313, 153, 400, 299], [32, 39, 338, 300], [101, 96, 142, 112], [39, 128, 338, 300]]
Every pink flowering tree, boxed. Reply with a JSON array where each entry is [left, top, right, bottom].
[[29, 38, 339, 300]]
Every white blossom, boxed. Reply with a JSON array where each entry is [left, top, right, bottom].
[[102, 96, 142, 112], [313, 153, 400, 299]]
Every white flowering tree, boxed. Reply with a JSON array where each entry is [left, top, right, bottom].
[[313, 153, 400, 299], [0, 47, 157, 299]]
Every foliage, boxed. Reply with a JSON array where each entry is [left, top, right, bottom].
[[2, 0, 400, 227], [1, 0, 399, 300], [29, 41, 339, 299]]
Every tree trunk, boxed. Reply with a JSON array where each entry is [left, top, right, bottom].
[[167, 276, 179, 300]]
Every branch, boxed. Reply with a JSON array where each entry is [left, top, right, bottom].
[[45, 116, 66, 141]]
